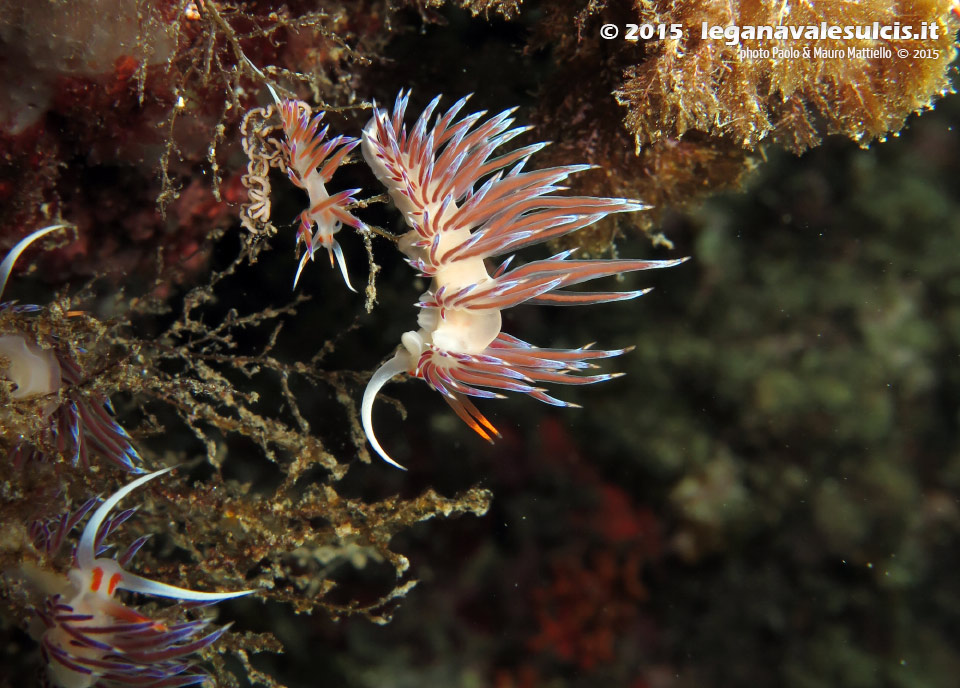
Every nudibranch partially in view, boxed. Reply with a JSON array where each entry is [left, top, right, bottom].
[[33, 467, 255, 688], [0, 225, 142, 472], [360, 92, 687, 468], [274, 94, 367, 291], [0, 225, 64, 403]]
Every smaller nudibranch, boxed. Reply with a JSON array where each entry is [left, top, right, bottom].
[[360, 92, 688, 469], [37, 467, 255, 688], [1, 225, 143, 472], [265, 83, 366, 291]]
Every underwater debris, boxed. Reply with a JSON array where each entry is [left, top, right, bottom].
[[358, 91, 685, 468]]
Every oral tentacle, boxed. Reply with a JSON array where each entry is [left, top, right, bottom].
[[77, 468, 174, 572], [330, 239, 356, 293], [117, 570, 255, 602], [0, 224, 67, 301], [293, 250, 312, 290], [361, 353, 412, 470]]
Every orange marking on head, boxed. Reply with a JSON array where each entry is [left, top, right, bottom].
[[107, 572, 123, 595], [90, 567, 103, 592]]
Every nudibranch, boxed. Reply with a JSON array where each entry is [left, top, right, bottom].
[[273, 92, 366, 291], [0, 225, 64, 405], [33, 467, 255, 688], [360, 92, 687, 468], [1, 225, 142, 472]]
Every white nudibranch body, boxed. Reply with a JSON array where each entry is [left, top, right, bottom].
[[359, 91, 688, 469], [0, 333, 61, 401]]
